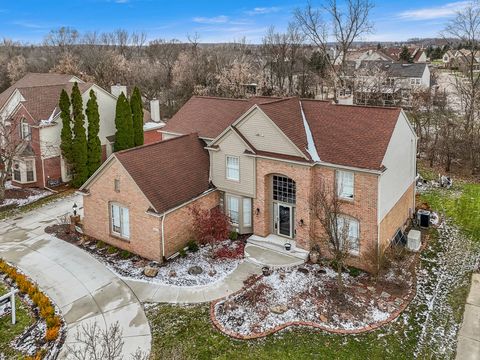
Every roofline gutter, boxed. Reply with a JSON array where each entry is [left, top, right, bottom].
[[313, 161, 385, 175], [145, 188, 218, 218]]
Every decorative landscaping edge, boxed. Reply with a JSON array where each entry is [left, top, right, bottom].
[[0, 259, 66, 359], [209, 270, 418, 340]]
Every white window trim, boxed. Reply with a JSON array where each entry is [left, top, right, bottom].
[[110, 203, 130, 240], [12, 158, 36, 184], [226, 195, 240, 225], [20, 118, 31, 140], [226, 155, 240, 182], [336, 170, 354, 200], [243, 198, 252, 227], [337, 216, 360, 256]]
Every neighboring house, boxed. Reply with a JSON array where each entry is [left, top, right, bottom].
[[380, 47, 427, 63], [353, 61, 431, 106], [81, 96, 417, 272], [0, 73, 163, 188]]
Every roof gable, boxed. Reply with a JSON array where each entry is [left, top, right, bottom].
[[113, 133, 211, 214], [301, 100, 401, 170]]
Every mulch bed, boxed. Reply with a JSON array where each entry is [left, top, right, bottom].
[[45, 224, 79, 243], [211, 254, 417, 339]]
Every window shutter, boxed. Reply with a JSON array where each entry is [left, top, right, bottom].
[[243, 198, 252, 227]]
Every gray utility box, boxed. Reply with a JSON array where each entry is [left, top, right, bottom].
[[407, 229, 421, 252]]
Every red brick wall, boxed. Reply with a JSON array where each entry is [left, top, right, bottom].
[[163, 190, 220, 257], [144, 129, 162, 144], [254, 158, 313, 250], [83, 159, 162, 261], [10, 105, 44, 188], [83, 158, 221, 261], [44, 156, 61, 186], [311, 167, 379, 272]]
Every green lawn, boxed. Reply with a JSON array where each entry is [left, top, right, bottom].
[[421, 183, 480, 241], [147, 229, 476, 360], [0, 283, 34, 359], [145, 184, 479, 360], [0, 189, 75, 221]]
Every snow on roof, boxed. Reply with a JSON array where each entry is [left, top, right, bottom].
[[143, 121, 166, 131]]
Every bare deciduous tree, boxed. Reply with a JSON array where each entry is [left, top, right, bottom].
[[310, 183, 353, 293], [295, 0, 374, 99], [0, 117, 29, 200], [443, 0, 480, 173], [67, 321, 148, 360]]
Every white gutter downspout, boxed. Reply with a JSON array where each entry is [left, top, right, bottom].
[[161, 213, 166, 261]]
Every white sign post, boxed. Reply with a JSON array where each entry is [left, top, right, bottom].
[[0, 287, 18, 325]]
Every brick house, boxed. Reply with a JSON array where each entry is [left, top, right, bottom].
[[81, 96, 417, 271], [0, 73, 163, 188]]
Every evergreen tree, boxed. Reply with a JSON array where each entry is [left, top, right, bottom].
[[114, 92, 134, 151], [59, 89, 73, 166], [131, 87, 144, 147], [71, 82, 88, 187], [399, 46, 412, 63], [86, 89, 102, 176]]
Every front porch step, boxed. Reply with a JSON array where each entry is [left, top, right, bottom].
[[247, 234, 309, 261], [244, 244, 306, 268]]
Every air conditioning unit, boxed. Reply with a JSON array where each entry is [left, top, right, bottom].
[[407, 229, 421, 251], [417, 209, 431, 228]]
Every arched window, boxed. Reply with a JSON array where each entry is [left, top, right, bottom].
[[272, 175, 296, 204]]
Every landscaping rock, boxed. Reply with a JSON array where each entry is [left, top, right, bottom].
[[143, 266, 158, 277], [357, 287, 368, 294], [297, 267, 309, 274], [394, 298, 404, 307], [367, 286, 376, 292], [309, 251, 320, 264], [380, 291, 391, 299], [224, 300, 237, 311], [270, 304, 288, 314], [169, 270, 177, 277], [208, 269, 217, 277], [188, 266, 203, 275], [319, 314, 328, 322]]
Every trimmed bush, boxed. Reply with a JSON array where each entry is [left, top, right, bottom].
[[187, 240, 199, 253], [179, 249, 187, 258], [229, 231, 239, 241], [0, 259, 62, 342]]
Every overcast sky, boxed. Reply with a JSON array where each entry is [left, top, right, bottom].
[[0, 0, 469, 43]]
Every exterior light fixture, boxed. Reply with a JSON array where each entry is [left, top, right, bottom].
[[255, 208, 260, 215], [73, 203, 78, 216]]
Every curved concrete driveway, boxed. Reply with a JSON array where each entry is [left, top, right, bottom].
[[0, 195, 151, 359]]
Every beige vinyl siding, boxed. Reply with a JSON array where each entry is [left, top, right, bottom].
[[210, 130, 255, 197], [236, 109, 303, 157]]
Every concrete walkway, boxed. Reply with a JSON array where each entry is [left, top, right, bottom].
[[126, 261, 262, 303], [0, 195, 151, 359], [456, 273, 480, 360]]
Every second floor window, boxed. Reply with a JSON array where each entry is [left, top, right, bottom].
[[337, 170, 354, 199], [20, 119, 31, 140], [226, 156, 240, 181]]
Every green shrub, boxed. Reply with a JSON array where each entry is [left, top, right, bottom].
[[107, 245, 117, 254], [348, 267, 362, 277], [229, 231, 238, 241], [120, 250, 132, 259], [187, 240, 199, 252], [96, 241, 105, 249], [179, 249, 187, 258]]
